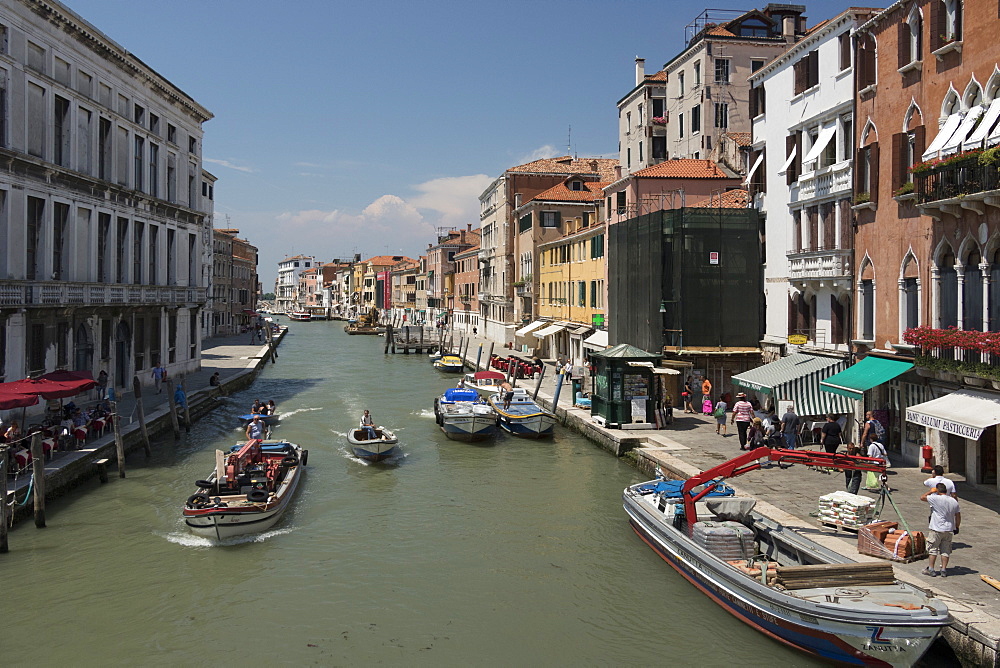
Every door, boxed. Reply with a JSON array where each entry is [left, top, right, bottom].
[[981, 425, 997, 486], [115, 321, 131, 389], [947, 432, 967, 477]]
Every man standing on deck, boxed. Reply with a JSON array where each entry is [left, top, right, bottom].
[[246, 415, 266, 441], [921, 483, 961, 578]]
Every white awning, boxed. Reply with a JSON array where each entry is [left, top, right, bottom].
[[964, 99, 1000, 150], [905, 389, 1000, 440], [778, 145, 797, 175], [801, 123, 837, 164], [941, 106, 984, 156], [583, 330, 609, 347], [627, 361, 681, 375], [515, 320, 546, 337], [743, 151, 764, 185], [533, 324, 566, 339], [922, 113, 963, 160], [569, 325, 592, 336]]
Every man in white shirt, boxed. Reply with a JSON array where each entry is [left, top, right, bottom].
[[920, 483, 961, 578], [923, 465, 957, 498]]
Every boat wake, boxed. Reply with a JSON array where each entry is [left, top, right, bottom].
[[160, 527, 296, 547], [278, 407, 323, 419], [414, 409, 436, 419], [341, 446, 407, 466]]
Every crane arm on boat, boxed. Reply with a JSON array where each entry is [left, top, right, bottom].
[[680, 447, 887, 522]]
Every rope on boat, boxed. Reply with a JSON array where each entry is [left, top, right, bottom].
[[15, 473, 33, 507]]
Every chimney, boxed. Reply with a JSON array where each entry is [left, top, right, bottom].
[[782, 16, 795, 38], [467, 223, 472, 231], [614, 165, 622, 179], [589, 160, 599, 172], [514, 193, 522, 208], [635, 57, 645, 86]]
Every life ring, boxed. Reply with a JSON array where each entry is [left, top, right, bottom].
[[247, 489, 269, 503], [281, 456, 298, 467], [195, 479, 215, 489], [300, 450, 309, 466], [187, 493, 209, 508]]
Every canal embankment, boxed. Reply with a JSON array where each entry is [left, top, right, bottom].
[[4, 328, 287, 525]]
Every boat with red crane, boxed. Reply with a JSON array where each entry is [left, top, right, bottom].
[[183, 438, 307, 540], [623, 447, 950, 666]]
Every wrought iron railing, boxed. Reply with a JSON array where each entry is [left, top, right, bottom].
[[915, 158, 1000, 203]]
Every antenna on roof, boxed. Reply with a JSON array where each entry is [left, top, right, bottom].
[[567, 125, 572, 155]]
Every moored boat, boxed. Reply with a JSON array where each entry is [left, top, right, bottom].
[[460, 370, 506, 398], [347, 426, 399, 462], [183, 439, 307, 540], [433, 355, 464, 373], [433, 388, 497, 441], [487, 389, 555, 438], [239, 411, 279, 426], [288, 311, 312, 322], [622, 447, 950, 666]]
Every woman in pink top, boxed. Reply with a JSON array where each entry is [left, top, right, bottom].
[[730, 392, 755, 450]]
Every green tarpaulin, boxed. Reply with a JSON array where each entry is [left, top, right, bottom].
[[820, 356, 913, 400]]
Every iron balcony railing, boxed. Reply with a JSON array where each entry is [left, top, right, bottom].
[[0, 281, 207, 308], [915, 158, 1000, 204]]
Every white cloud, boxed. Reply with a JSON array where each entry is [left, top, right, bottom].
[[519, 144, 561, 163], [204, 157, 255, 173], [409, 174, 493, 227]]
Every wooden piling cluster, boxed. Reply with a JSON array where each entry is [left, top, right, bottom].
[[384, 324, 446, 355]]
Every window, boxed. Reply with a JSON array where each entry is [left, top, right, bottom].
[[691, 105, 701, 133], [148, 225, 158, 285], [590, 234, 605, 259], [938, 251, 957, 328], [167, 123, 176, 144], [616, 191, 626, 215], [693, 61, 701, 86], [98, 213, 110, 282], [133, 222, 143, 284], [963, 249, 983, 331], [856, 142, 879, 202], [739, 17, 771, 37], [892, 127, 925, 189], [76, 70, 92, 97], [679, 113, 684, 138], [793, 51, 819, 94], [0, 69, 6, 148], [856, 34, 877, 90], [27, 83, 45, 158], [626, 111, 631, 133], [900, 9, 922, 66], [134, 136, 144, 190], [678, 72, 685, 96], [639, 141, 643, 162], [861, 279, 875, 339], [590, 280, 598, 308], [52, 203, 68, 279], [188, 136, 197, 154], [26, 197, 43, 280], [149, 143, 158, 197], [839, 33, 852, 71], [149, 113, 159, 136], [26, 41, 45, 74], [134, 104, 144, 125], [541, 211, 560, 228], [54, 96, 70, 167], [750, 84, 766, 117], [714, 103, 728, 128], [652, 136, 666, 160], [29, 324, 45, 373], [652, 97, 664, 118], [751, 59, 765, 73], [714, 58, 730, 84], [117, 217, 128, 283], [627, 147, 631, 169], [54, 57, 70, 86]]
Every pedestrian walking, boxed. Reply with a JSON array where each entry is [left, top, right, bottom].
[[96, 369, 108, 400], [151, 363, 166, 394], [860, 410, 885, 448], [923, 465, 958, 498], [730, 392, 754, 449], [820, 413, 843, 454], [713, 398, 728, 435], [779, 404, 800, 449], [683, 376, 696, 413], [472, 326, 477, 336], [864, 440, 889, 490], [844, 443, 863, 494], [701, 377, 712, 412], [563, 360, 573, 380], [921, 483, 961, 578]]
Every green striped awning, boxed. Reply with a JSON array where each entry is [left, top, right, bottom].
[[820, 356, 913, 400], [732, 353, 853, 417]]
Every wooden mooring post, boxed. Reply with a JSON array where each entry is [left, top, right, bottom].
[[29, 432, 45, 528], [384, 324, 392, 354], [484, 342, 494, 372], [132, 376, 152, 457], [265, 323, 277, 363], [0, 447, 9, 552], [532, 365, 547, 401], [165, 378, 181, 439], [112, 400, 125, 478]]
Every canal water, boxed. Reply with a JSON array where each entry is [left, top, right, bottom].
[[4, 320, 815, 666]]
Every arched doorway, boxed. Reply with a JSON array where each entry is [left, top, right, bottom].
[[115, 321, 131, 389], [74, 324, 93, 372], [963, 248, 983, 330]]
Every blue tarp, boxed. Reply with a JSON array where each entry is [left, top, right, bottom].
[[443, 388, 479, 402], [636, 479, 735, 498]]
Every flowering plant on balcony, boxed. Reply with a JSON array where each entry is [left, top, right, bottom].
[[903, 325, 1000, 355], [910, 148, 984, 175], [651, 117, 667, 126]]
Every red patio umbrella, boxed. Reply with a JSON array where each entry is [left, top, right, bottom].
[[0, 385, 40, 410]]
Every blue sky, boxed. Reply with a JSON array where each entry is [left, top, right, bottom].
[[68, 0, 859, 287]]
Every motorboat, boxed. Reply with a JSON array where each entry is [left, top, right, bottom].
[[486, 389, 555, 438], [288, 311, 312, 322], [239, 410, 279, 426], [347, 426, 399, 462], [460, 370, 506, 398], [183, 439, 307, 540], [622, 447, 950, 666], [433, 355, 464, 373], [433, 388, 497, 441]]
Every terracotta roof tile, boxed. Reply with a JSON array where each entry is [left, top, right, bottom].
[[508, 156, 618, 180], [697, 189, 750, 209], [725, 132, 753, 147], [364, 255, 415, 266], [706, 25, 736, 37], [528, 181, 609, 204], [645, 69, 667, 82], [631, 159, 731, 179]]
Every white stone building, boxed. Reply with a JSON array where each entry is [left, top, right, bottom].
[[274, 254, 315, 313], [617, 59, 667, 177], [0, 0, 212, 398], [749, 7, 877, 360]]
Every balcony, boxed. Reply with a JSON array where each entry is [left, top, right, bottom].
[[903, 326, 1000, 387], [794, 160, 852, 202], [515, 283, 532, 296], [786, 248, 853, 283], [915, 153, 1000, 217], [0, 281, 207, 308]]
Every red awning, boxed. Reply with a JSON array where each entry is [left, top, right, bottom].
[[0, 371, 96, 402], [473, 371, 506, 380], [0, 386, 40, 410]]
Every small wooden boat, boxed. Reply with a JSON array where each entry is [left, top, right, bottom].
[[428, 349, 443, 363], [487, 389, 555, 438], [239, 411, 279, 426], [433, 355, 464, 373], [460, 370, 506, 398], [433, 388, 497, 441], [347, 426, 399, 461], [183, 439, 307, 540], [288, 311, 312, 322], [623, 448, 950, 666]]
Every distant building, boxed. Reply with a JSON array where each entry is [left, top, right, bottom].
[[452, 245, 480, 333], [425, 226, 479, 323], [0, 0, 213, 396], [275, 255, 315, 312]]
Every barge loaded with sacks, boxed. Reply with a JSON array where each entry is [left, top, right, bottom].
[[623, 447, 951, 666]]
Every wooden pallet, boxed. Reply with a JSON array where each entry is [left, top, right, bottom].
[[820, 520, 864, 533]]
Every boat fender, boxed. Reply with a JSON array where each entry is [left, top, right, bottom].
[[301, 450, 309, 466], [247, 489, 269, 503], [187, 493, 209, 508], [195, 479, 215, 489], [281, 456, 298, 467]]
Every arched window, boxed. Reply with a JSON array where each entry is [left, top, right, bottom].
[[991, 248, 1000, 331], [938, 250, 958, 328], [73, 324, 93, 373], [902, 255, 920, 330], [963, 249, 983, 330]]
